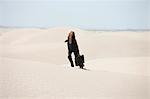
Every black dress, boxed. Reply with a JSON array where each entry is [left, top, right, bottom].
[[65, 37, 79, 67], [67, 37, 79, 54]]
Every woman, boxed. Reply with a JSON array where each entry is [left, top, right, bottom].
[[65, 31, 79, 67]]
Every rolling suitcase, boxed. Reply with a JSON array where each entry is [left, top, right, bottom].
[[75, 55, 84, 69]]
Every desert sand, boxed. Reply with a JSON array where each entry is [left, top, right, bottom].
[[0, 27, 149, 99]]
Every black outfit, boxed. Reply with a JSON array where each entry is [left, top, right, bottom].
[[65, 37, 79, 67]]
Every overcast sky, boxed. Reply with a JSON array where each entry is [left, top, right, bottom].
[[0, 0, 149, 29]]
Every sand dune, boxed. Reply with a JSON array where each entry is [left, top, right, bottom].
[[0, 27, 149, 99]]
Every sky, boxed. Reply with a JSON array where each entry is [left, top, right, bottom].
[[0, 0, 149, 29]]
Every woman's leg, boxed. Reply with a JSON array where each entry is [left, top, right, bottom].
[[74, 51, 79, 66], [68, 51, 74, 67]]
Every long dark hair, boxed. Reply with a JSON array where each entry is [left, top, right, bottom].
[[72, 31, 76, 40]]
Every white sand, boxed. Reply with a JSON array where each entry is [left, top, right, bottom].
[[0, 27, 149, 99]]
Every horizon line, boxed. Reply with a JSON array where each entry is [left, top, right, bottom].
[[0, 26, 149, 31]]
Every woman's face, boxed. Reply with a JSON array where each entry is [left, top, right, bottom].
[[69, 31, 73, 37]]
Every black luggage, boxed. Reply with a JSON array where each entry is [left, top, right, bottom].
[[75, 55, 84, 68]]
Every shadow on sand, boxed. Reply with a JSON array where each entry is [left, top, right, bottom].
[[80, 67, 90, 71]]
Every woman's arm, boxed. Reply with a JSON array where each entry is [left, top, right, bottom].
[[64, 40, 68, 42]]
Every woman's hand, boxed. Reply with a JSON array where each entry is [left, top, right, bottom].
[[64, 40, 68, 43]]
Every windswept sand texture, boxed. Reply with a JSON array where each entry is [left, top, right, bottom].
[[0, 27, 149, 99]]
